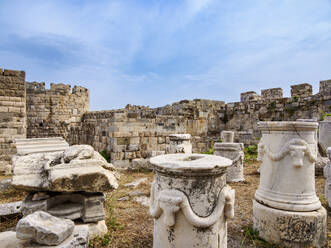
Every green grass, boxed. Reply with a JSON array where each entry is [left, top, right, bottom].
[[241, 226, 277, 248], [244, 145, 258, 162], [106, 204, 124, 231], [320, 111, 331, 121], [202, 147, 214, 155]]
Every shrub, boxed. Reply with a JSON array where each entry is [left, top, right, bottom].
[[320, 111, 331, 121], [244, 145, 258, 162], [100, 150, 111, 162], [202, 147, 214, 155]]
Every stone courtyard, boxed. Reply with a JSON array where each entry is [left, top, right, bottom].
[[0, 68, 330, 247]]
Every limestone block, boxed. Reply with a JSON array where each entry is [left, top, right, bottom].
[[150, 154, 234, 248], [214, 142, 244, 182], [112, 159, 130, 169], [21, 192, 105, 223], [82, 220, 108, 239], [63, 145, 94, 162], [134, 196, 149, 207], [124, 178, 147, 188], [81, 193, 105, 222], [12, 152, 62, 190], [167, 134, 192, 154], [47, 161, 117, 192], [131, 158, 151, 170], [12, 145, 118, 192], [0, 225, 88, 248], [0, 201, 22, 217], [14, 137, 69, 155], [221, 131, 234, 143], [315, 155, 328, 176], [319, 121, 331, 155], [16, 211, 75, 245], [0, 178, 12, 191], [253, 200, 327, 248], [127, 144, 139, 151]]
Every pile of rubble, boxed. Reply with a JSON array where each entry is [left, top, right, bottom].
[[0, 142, 118, 247]]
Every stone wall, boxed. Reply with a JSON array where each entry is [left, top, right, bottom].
[[291, 83, 312, 97], [261, 88, 283, 100], [0, 67, 330, 171], [67, 82, 331, 168], [73, 100, 226, 168], [26, 82, 89, 143], [225, 82, 330, 145], [0, 69, 26, 173], [240, 91, 261, 102], [320, 80, 331, 96]]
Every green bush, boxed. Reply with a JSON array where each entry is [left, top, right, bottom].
[[100, 150, 110, 163], [244, 145, 258, 162], [320, 111, 331, 121], [202, 147, 214, 155]]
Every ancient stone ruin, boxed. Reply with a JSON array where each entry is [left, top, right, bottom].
[[149, 153, 235, 248], [0, 67, 330, 247], [214, 130, 245, 182], [0, 68, 330, 172], [254, 121, 327, 247], [3, 144, 118, 247], [166, 134, 192, 154]]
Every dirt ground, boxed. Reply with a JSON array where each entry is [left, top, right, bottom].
[[89, 161, 330, 248], [1, 162, 330, 247]]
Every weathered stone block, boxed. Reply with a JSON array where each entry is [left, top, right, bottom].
[[12, 145, 118, 192], [253, 200, 326, 248], [16, 211, 75, 245]]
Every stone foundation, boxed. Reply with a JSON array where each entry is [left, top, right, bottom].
[[253, 200, 327, 248]]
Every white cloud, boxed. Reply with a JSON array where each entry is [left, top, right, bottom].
[[0, 0, 330, 109]]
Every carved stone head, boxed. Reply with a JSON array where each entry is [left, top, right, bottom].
[[327, 147, 331, 161], [289, 145, 306, 168]]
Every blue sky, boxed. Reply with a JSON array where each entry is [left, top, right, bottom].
[[0, 0, 330, 110]]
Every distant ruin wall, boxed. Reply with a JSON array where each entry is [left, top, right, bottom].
[[75, 100, 226, 168], [64, 81, 331, 168], [0, 69, 26, 173], [26, 82, 89, 143], [227, 82, 330, 145], [0, 67, 330, 171]]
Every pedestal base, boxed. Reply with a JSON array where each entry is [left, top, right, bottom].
[[253, 200, 327, 248]]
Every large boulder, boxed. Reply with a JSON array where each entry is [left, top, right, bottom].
[[16, 211, 74, 245], [12, 145, 118, 192]]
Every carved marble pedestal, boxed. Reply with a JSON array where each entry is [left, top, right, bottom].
[[215, 131, 244, 182], [150, 154, 234, 248], [167, 134, 192, 154], [221, 131, 234, 143], [324, 147, 331, 207], [254, 121, 327, 248]]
